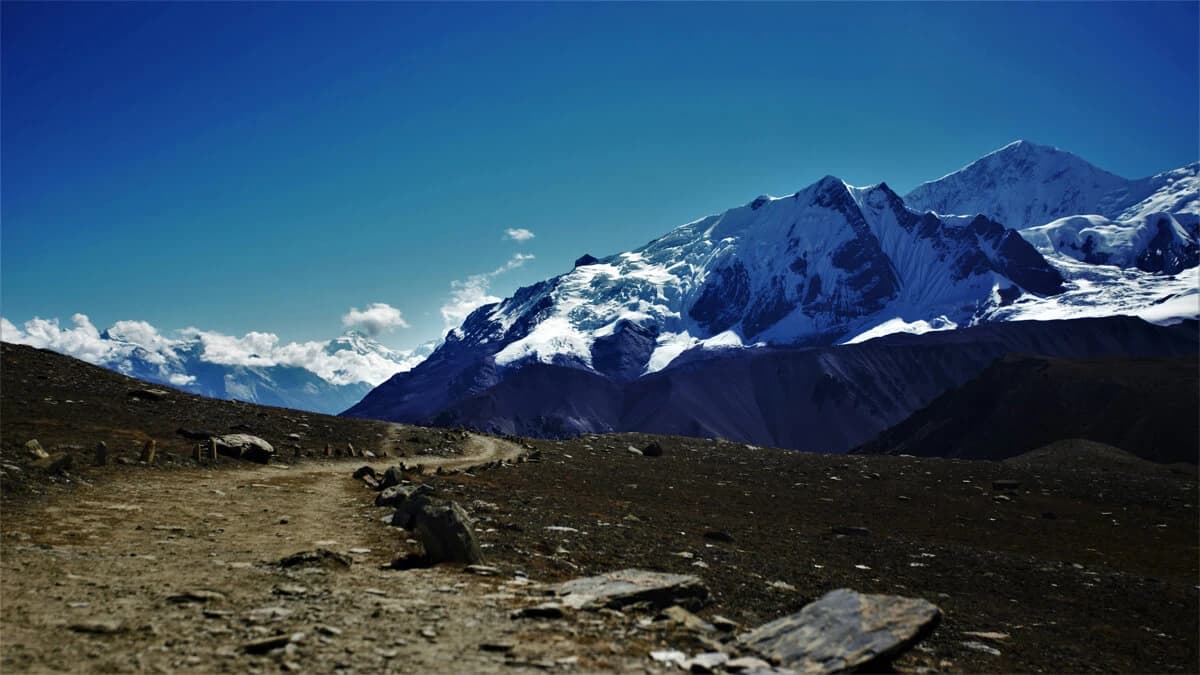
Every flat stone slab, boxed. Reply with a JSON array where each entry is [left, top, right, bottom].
[[738, 588, 941, 673], [550, 569, 708, 611]]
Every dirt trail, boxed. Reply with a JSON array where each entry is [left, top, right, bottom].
[[0, 445, 650, 674]]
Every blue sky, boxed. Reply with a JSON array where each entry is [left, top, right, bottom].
[[3, 1, 1197, 351]]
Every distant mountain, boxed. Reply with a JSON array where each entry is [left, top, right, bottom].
[[906, 141, 1199, 274], [852, 352, 1199, 464], [1, 319, 431, 415]]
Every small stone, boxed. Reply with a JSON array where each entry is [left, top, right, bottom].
[[649, 650, 687, 667], [768, 580, 796, 592], [962, 640, 1002, 656], [992, 479, 1021, 492], [711, 615, 739, 632], [831, 526, 871, 537], [626, 446, 643, 456], [661, 605, 715, 632], [725, 656, 771, 671], [480, 640, 516, 653], [274, 584, 307, 596], [315, 625, 342, 636], [466, 564, 502, 576], [683, 652, 728, 673], [167, 590, 226, 604], [68, 620, 123, 634], [420, 627, 437, 639], [25, 440, 50, 459], [962, 631, 1010, 641], [243, 632, 305, 654], [551, 569, 709, 611], [511, 603, 566, 620], [279, 548, 352, 570]]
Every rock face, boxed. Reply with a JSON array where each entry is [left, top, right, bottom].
[[738, 588, 941, 673], [210, 434, 275, 464], [550, 570, 709, 611]]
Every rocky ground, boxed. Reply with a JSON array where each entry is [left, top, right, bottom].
[[2, 342, 1198, 673]]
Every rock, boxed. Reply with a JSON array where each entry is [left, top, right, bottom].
[[352, 465, 377, 482], [702, 530, 734, 543], [376, 483, 432, 509], [378, 465, 411, 491], [512, 603, 567, 620], [67, 620, 124, 634], [627, 446, 643, 456], [831, 526, 871, 537], [390, 493, 436, 529], [32, 453, 73, 474], [286, 433, 302, 441], [992, 479, 1021, 492], [962, 631, 1010, 641], [550, 569, 709, 611], [768, 581, 796, 592], [466, 564, 502, 576], [711, 615, 740, 632], [127, 388, 170, 401], [650, 650, 687, 667], [661, 605, 715, 632], [94, 441, 108, 466], [411, 500, 484, 565], [642, 441, 664, 457], [25, 439, 49, 460], [725, 656, 772, 671], [480, 639, 516, 652], [176, 428, 218, 441], [738, 588, 941, 673], [962, 640, 1002, 656], [574, 254, 600, 267], [210, 434, 275, 464], [278, 548, 352, 570], [167, 590, 226, 604], [243, 632, 305, 655], [683, 652, 728, 673]]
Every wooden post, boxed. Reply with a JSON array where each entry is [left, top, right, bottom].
[[140, 439, 157, 464], [94, 441, 108, 466], [208, 438, 219, 463], [192, 443, 202, 462], [347, 442, 356, 458]]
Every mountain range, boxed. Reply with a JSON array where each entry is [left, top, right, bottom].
[[346, 141, 1199, 457]]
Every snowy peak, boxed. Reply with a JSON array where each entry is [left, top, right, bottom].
[[905, 140, 1129, 230]]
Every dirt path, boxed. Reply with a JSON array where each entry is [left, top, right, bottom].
[[0, 448, 653, 674]]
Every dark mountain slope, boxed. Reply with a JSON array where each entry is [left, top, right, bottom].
[[396, 317, 1198, 453], [854, 354, 1199, 463]]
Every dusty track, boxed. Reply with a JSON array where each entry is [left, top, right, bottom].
[[0, 443, 649, 674]]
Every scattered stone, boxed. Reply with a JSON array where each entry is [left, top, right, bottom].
[[210, 434, 275, 464], [511, 603, 566, 620], [315, 625, 342, 636], [992, 479, 1021, 492], [24, 439, 49, 459], [202, 609, 231, 619], [243, 632, 305, 655], [650, 650, 687, 667], [711, 615, 740, 632], [278, 548, 352, 570], [420, 627, 437, 639], [725, 656, 772, 671], [167, 590, 225, 604], [544, 526, 580, 533], [661, 605, 715, 632], [33, 453, 73, 474], [738, 588, 941, 672], [376, 483, 433, 509], [378, 465, 410, 491], [348, 547, 371, 555], [683, 652, 728, 673], [274, 584, 307, 596], [626, 446, 644, 456], [466, 564, 502, 576], [702, 530, 734, 543], [352, 466, 377, 482], [642, 441, 664, 457], [67, 620, 123, 634], [831, 526, 871, 537], [127, 388, 170, 401], [962, 631, 1010, 641], [551, 569, 709, 611], [480, 640, 516, 653], [961, 640, 1002, 656], [768, 581, 796, 592]]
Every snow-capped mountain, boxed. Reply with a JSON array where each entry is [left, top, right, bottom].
[[346, 141, 1198, 432], [1, 316, 430, 414], [906, 140, 1199, 274]]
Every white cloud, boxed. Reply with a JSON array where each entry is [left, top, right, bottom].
[[0, 311, 432, 390], [341, 302, 408, 336], [504, 227, 536, 242], [440, 253, 535, 331]]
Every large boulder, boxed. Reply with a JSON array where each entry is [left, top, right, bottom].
[[738, 588, 941, 673], [550, 569, 709, 611], [211, 434, 275, 464], [411, 500, 483, 565]]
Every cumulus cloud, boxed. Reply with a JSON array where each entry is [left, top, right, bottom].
[[440, 253, 535, 331], [341, 302, 409, 336], [0, 312, 431, 389], [504, 227, 535, 242]]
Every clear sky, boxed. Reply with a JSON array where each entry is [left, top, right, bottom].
[[3, 1, 1197, 351]]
